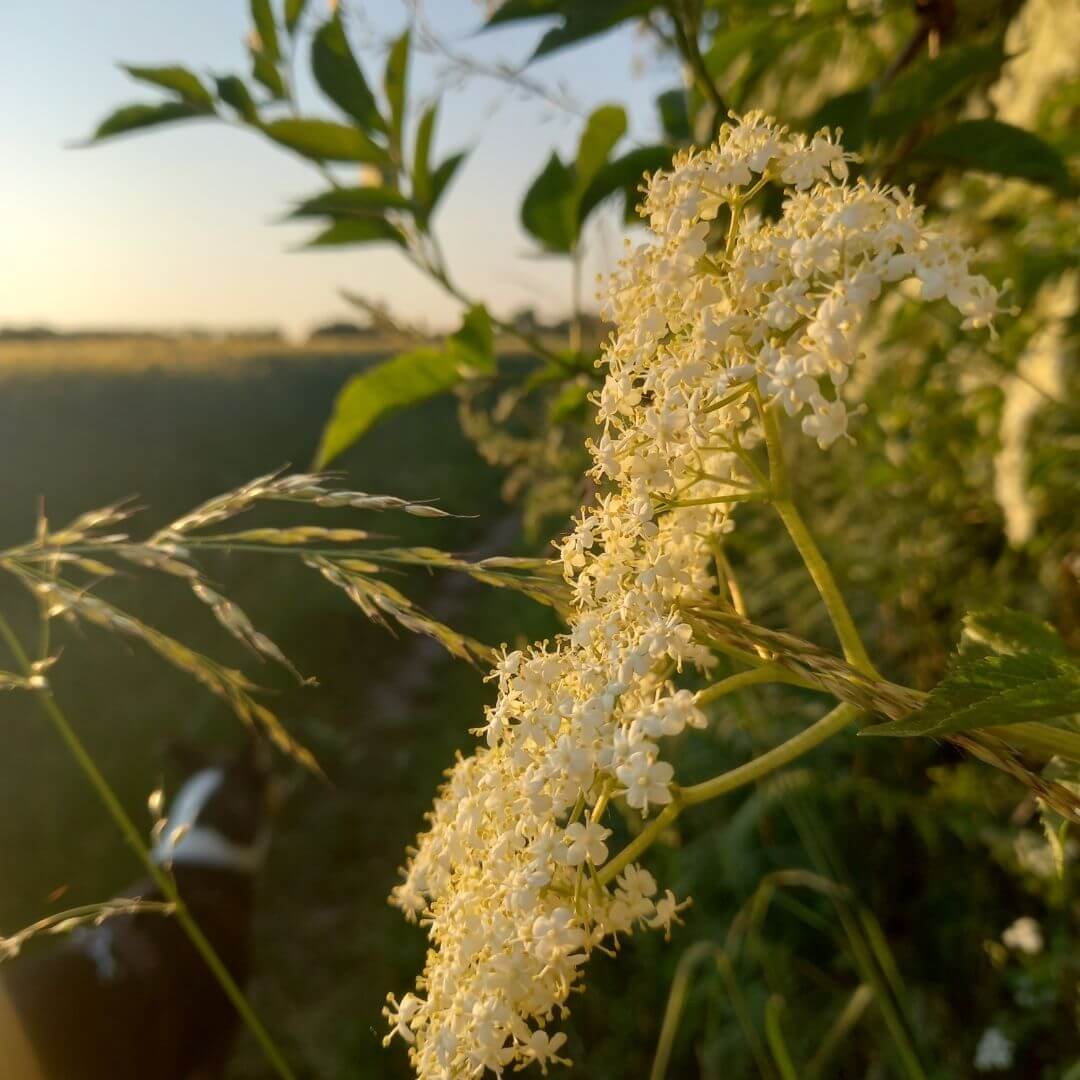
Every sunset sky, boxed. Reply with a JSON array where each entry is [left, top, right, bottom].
[[2, 1, 673, 337]]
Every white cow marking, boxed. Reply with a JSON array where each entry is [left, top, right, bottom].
[[73, 925, 119, 982], [151, 767, 268, 873]]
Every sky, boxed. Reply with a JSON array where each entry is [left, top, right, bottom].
[[0, 1, 675, 338]]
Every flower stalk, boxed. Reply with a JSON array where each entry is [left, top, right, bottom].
[[761, 402, 882, 679], [597, 704, 859, 887]]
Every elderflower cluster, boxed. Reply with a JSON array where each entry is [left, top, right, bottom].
[[386, 112, 1000, 1077]]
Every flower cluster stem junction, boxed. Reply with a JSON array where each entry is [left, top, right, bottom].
[[597, 703, 859, 887]]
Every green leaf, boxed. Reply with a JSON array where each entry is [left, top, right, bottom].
[[122, 65, 215, 108], [870, 44, 1004, 143], [314, 306, 494, 466], [521, 151, 577, 253], [704, 19, 774, 79], [215, 76, 259, 123], [549, 381, 590, 423], [520, 359, 571, 395], [575, 104, 626, 195], [250, 0, 281, 63], [724, 23, 803, 111], [863, 651, 1080, 738], [576, 143, 673, 225], [807, 88, 872, 148], [251, 49, 286, 99], [412, 103, 438, 215], [430, 151, 466, 212], [962, 608, 1071, 659], [261, 118, 392, 165], [485, 0, 650, 57], [384, 30, 410, 155], [285, 0, 308, 33], [316, 348, 450, 465], [532, 1, 652, 59], [311, 14, 386, 133], [289, 186, 413, 218], [302, 217, 406, 248], [914, 119, 1071, 193], [448, 305, 495, 369], [656, 88, 690, 142], [88, 102, 211, 143], [484, 0, 563, 26]]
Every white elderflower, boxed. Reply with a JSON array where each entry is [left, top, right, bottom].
[[802, 397, 853, 449], [647, 889, 692, 941], [617, 753, 677, 813], [519, 1029, 570, 1074], [562, 821, 611, 866], [387, 112, 1000, 1078], [1001, 915, 1043, 955], [974, 1027, 1014, 1071]]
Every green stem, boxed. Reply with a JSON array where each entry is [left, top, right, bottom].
[[716, 951, 778, 1079], [650, 940, 715, 1080], [764, 996, 799, 1080], [806, 984, 875, 1079], [760, 403, 880, 679], [703, 381, 754, 414], [681, 704, 857, 805], [598, 801, 682, 887], [666, 1, 726, 135], [660, 491, 766, 510], [773, 496, 880, 678], [759, 397, 791, 499], [414, 246, 568, 368], [0, 613, 295, 1080], [590, 780, 614, 824], [695, 663, 810, 705], [597, 704, 857, 886]]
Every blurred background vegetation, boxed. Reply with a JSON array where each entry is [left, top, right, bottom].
[[3, 0, 1078, 1076]]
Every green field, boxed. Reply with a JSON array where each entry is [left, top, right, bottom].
[[0, 339, 558, 1078], [2, 340, 1075, 1080]]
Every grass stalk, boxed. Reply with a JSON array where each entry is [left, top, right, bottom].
[[805, 984, 875, 1078], [650, 940, 715, 1080], [785, 795, 926, 1080], [764, 995, 799, 1080], [0, 611, 296, 1080]]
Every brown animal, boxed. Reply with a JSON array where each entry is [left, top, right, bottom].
[[0, 743, 274, 1079]]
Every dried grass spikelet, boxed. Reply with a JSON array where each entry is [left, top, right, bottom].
[[1, 899, 175, 962], [13, 569, 319, 774], [190, 581, 308, 684], [304, 555, 495, 666], [684, 605, 925, 718], [0, 470, 565, 783], [209, 526, 374, 545], [153, 469, 451, 543], [381, 548, 571, 613]]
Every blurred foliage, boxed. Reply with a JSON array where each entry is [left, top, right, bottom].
[[63, 0, 1080, 1075]]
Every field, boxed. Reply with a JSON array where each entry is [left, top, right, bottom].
[[2, 338, 1076, 1079], [0, 338, 558, 1078]]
